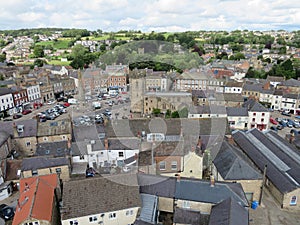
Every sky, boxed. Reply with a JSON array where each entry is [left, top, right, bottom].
[[0, 0, 299, 31]]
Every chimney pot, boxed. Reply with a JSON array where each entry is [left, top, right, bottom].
[[210, 175, 215, 187]]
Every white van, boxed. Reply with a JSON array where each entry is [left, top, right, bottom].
[[68, 98, 78, 105]]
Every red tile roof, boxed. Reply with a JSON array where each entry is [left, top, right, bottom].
[[12, 174, 58, 225]]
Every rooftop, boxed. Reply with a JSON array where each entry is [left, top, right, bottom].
[[21, 157, 69, 171], [61, 174, 141, 220], [233, 129, 300, 193]]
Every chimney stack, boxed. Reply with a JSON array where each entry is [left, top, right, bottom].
[[210, 175, 215, 187], [104, 139, 109, 150]]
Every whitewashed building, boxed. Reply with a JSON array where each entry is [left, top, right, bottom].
[[26, 84, 41, 102], [0, 88, 14, 116]]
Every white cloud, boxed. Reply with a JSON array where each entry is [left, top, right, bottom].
[[0, 0, 299, 31]]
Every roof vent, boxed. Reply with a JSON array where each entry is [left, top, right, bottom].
[[17, 125, 24, 133]]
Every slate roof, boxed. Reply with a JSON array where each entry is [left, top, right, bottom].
[[243, 99, 268, 112], [232, 129, 300, 193], [105, 118, 230, 138], [175, 177, 248, 207], [209, 197, 249, 225], [0, 130, 10, 147], [280, 78, 300, 87], [0, 119, 37, 138], [266, 75, 285, 83], [173, 208, 210, 225], [37, 118, 72, 137], [190, 105, 227, 115], [226, 107, 248, 117], [21, 157, 69, 171], [225, 81, 244, 87], [0, 87, 13, 95], [61, 175, 141, 220], [138, 174, 177, 198], [213, 141, 262, 180], [222, 93, 244, 102], [108, 138, 140, 150], [36, 140, 69, 157], [138, 150, 152, 166]]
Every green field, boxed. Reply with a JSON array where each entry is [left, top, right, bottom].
[[47, 60, 70, 66], [36, 39, 71, 49]]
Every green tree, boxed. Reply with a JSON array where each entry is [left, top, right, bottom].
[[171, 111, 180, 118], [33, 45, 44, 57], [34, 59, 45, 67], [178, 107, 188, 118], [152, 108, 161, 116], [0, 53, 6, 62]]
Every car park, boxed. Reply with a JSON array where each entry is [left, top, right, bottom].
[[47, 99, 56, 105], [293, 120, 300, 128], [290, 129, 300, 135]]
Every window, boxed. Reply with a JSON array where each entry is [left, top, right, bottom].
[[126, 209, 134, 216], [159, 161, 166, 170], [183, 200, 190, 209], [56, 168, 62, 174], [171, 161, 177, 170], [253, 113, 256, 116], [252, 118, 255, 122], [109, 212, 117, 219], [32, 170, 38, 176], [43, 137, 48, 141], [69, 220, 78, 225], [89, 216, 97, 222], [118, 152, 124, 157], [26, 142, 31, 147], [290, 196, 297, 206], [261, 118, 264, 122], [262, 113, 265, 116]]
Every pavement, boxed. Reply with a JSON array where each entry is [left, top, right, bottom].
[[249, 189, 300, 225]]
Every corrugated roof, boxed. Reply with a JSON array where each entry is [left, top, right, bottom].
[[232, 129, 300, 193]]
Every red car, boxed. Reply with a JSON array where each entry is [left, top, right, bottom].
[[22, 109, 32, 115], [63, 102, 71, 107], [270, 117, 278, 125]]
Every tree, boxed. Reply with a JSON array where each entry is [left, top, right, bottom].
[[171, 111, 180, 118], [179, 107, 188, 118], [0, 53, 6, 62], [34, 59, 45, 67], [33, 45, 44, 57], [70, 44, 95, 69], [152, 108, 161, 116]]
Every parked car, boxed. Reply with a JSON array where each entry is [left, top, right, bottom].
[[275, 118, 282, 122], [13, 114, 22, 119], [290, 129, 300, 135], [63, 102, 71, 107], [22, 109, 32, 115], [270, 117, 278, 125], [0, 204, 14, 220], [277, 125, 284, 130], [279, 121, 287, 127], [295, 115, 300, 119], [270, 126, 278, 132], [47, 99, 56, 105], [294, 119, 300, 127], [282, 111, 291, 117]]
